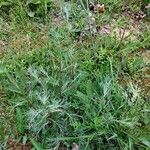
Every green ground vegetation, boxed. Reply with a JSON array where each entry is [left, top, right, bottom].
[[0, 0, 150, 149]]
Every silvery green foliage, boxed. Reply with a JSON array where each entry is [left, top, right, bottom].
[[27, 67, 66, 134], [61, 2, 72, 21], [123, 82, 141, 106]]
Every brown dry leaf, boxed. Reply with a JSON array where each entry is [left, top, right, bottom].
[[98, 24, 111, 35], [142, 50, 150, 64], [96, 4, 105, 14], [114, 28, 131, 39], [123, 9, 146, 20], [134, 11, 146, 20], [7, 140, 32, 150], [89, 3, 105, 14], [137, 78, 150, 95]]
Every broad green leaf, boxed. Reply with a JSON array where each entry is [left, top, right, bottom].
[[139, 137, 150, 147], [0, 1, 12, 8], [23, 135, 28, 145], [142, 140, 150, 147], [0, 61, 6, 74], [27, 11, 35, 17], [27, 0, 41, 5], [16, 108, 26, 134], [30, 138, 43, 150]]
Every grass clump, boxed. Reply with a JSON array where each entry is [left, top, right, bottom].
[[1, 57, 149, 149], [0, 0, 150, 149]]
